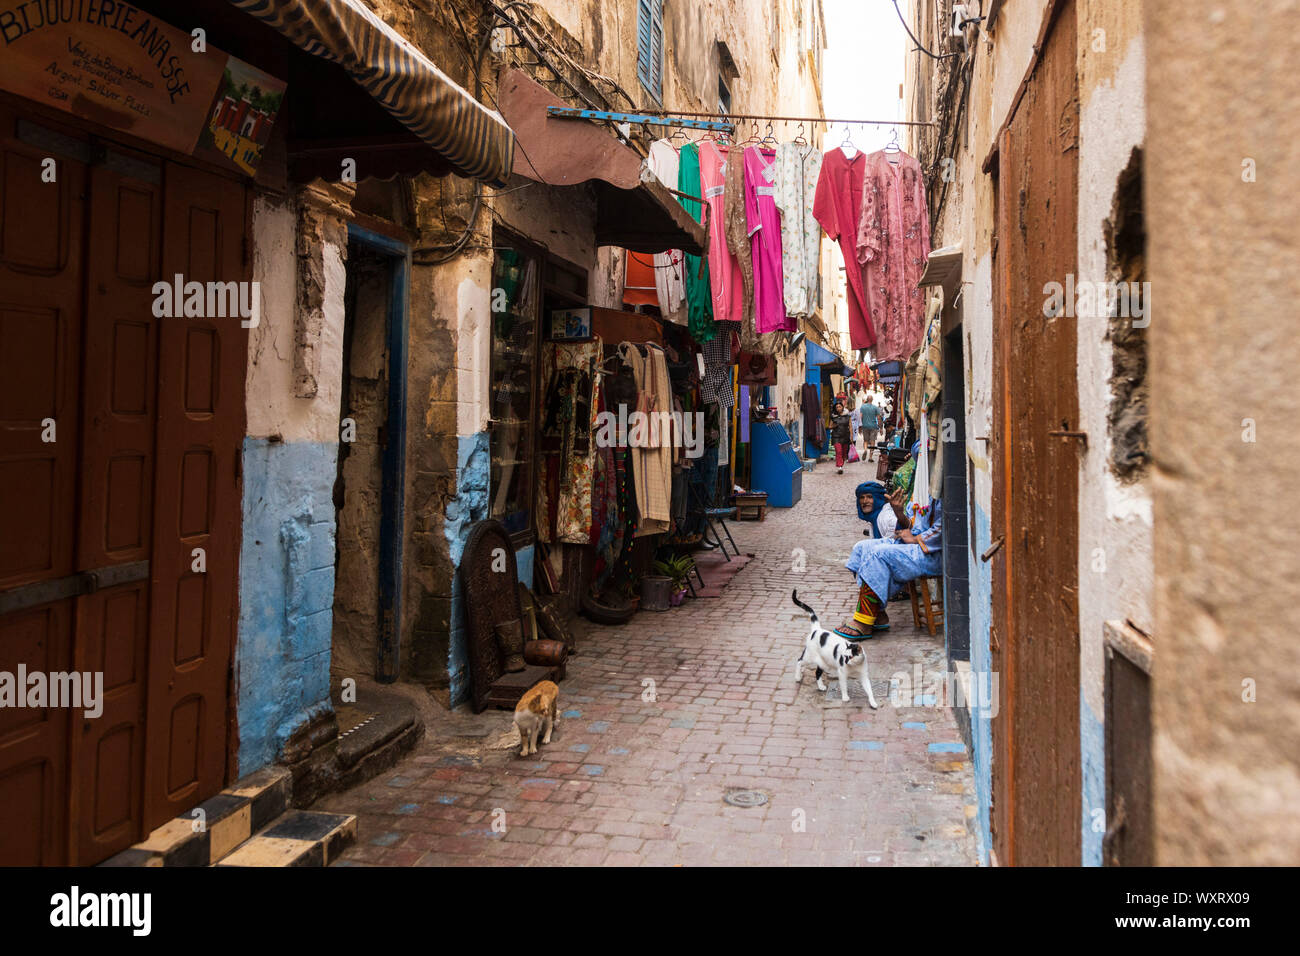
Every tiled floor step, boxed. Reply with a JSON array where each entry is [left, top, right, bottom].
[[215, 810, 356, 867], [101, 766, 291, 867]]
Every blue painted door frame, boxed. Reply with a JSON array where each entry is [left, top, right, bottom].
[[348, 225, 409, 683]]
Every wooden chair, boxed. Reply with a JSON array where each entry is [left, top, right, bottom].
[[463, 520, 565, 712], [908, 576, 944, 636]]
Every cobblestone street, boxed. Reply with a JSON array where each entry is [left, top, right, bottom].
[[318, 462, 980, 866]]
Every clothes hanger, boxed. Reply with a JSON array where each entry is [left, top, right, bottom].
[[793, 122, 808, 147], [884, 126, 902, 155], [840, 124, 857, 157], [760, 122, 777, 147], [739, 121, 761, 147]]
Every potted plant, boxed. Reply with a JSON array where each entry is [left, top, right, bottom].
[[653, 554, 696, 607]]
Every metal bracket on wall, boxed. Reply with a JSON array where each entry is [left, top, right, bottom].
[[980, 535, 1005, 562]]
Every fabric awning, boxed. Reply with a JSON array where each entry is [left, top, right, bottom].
[[496, 69, 708, 256], [228, 0, 514, 186]]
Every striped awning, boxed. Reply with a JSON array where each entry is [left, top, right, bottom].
[[229, 0, 514, 186]]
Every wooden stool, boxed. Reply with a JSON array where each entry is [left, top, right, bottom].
[[732, 492, 768, 522], [908, 577, 944, 636]]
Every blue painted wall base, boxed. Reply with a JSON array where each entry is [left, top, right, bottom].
[[236, 437, 340, 776]]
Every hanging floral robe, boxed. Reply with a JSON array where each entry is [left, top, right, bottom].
[[855, 150, 932, 362]]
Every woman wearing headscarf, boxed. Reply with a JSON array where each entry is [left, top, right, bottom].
[[828, 400, 852, 474]]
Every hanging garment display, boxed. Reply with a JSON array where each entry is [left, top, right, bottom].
[[699, 140, 743, 324], [619, 342, 674, 537], [722, 144, 755, 326], [814, 147, 877, 350], [739, 385, 751, 444], [622, 249, 658, 307], [536, 338, 603, 544], [725, 147, 778, 355], [744, 146, 794, 335], [774, 142, 824, 319], [699, 324, 736, 408], [678, 142, 716, 342], [647, 138, 687, 323], [801, 382, 825, 448], [718, 399, 730, 467], [856, 149, 932, 362]]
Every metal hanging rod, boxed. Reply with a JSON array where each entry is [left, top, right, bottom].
[[546, 106, 936, 131]]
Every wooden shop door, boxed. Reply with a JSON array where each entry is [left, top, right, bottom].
[[990, 0, 1082, 866], [0, 103, 246, 864]]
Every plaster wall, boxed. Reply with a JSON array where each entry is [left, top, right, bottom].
[[1146, 0, 1300, 865], [1074, 0, 1149, 866], [235, 193, 348, 773]]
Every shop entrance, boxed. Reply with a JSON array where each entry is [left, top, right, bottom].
[[330, 228, 409, 684], [0, 102, 247, 864]]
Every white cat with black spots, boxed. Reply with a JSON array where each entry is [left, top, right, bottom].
[[791, 590, 880, 707]]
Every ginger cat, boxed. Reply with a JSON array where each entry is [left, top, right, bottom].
[[514, 680, 559, 757]]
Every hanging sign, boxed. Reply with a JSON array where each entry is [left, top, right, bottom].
[[0, 0, 285, 177]]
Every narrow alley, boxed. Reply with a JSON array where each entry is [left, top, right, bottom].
[[317, 465, 978, 866]]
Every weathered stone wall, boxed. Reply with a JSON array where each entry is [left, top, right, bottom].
[[1146, 0, 1300, 865], [238, 182, 353, 774]]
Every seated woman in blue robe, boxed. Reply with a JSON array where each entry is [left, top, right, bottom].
[[836, 497, 943, 638]]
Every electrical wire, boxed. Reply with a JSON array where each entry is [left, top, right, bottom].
[[891, 0, 961, 61]]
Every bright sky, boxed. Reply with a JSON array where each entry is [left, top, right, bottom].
[[820, 0, 909, 154]]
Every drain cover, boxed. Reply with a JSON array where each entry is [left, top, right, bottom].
[[723, 789, 769, 808]]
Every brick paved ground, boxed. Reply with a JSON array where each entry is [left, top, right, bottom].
[[318, 459, 980, 866]]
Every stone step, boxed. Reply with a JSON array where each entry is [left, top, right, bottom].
[[101, 766, 291, 867], [215, 810, 355, 867]]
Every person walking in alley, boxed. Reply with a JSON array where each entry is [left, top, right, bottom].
[[836, 495, 943, 638], [829, 400, 852, 473], [860, 394, 882, 461]]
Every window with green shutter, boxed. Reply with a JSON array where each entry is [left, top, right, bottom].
[[637, 0, 664, 103]]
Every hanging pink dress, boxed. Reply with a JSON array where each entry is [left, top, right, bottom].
[[813, 147, 876, 350], [744, 146, 793, 334], [855, 150, 931, 362], [699, 140, 743, 323]]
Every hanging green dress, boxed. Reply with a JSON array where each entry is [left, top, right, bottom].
[[678, 142, 716, 342]]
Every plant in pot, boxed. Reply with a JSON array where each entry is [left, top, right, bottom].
[[653, 555, 695, 606]]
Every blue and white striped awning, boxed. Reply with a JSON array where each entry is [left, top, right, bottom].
[[229, 0, 515, 186]]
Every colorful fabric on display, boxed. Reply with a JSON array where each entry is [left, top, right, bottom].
[[739, 385, 751, 444], [801, 382, 825, 447], [722, 144, 755, 326], [814, 147, 877, 350], [744, 146, 793, 334], [620, 342, 673, 536], [537, 338, 603, 544], [699, 327, 735, 408], [678, 142, 715, 341], [647, 139, 687, 322], [699, 140, 743, 324], [775, 143, 824, 318], [623, 249, 658, 307], [856, 150, 932, 361]]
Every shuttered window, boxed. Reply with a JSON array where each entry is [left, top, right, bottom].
[[637, 0, 664, 102]]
